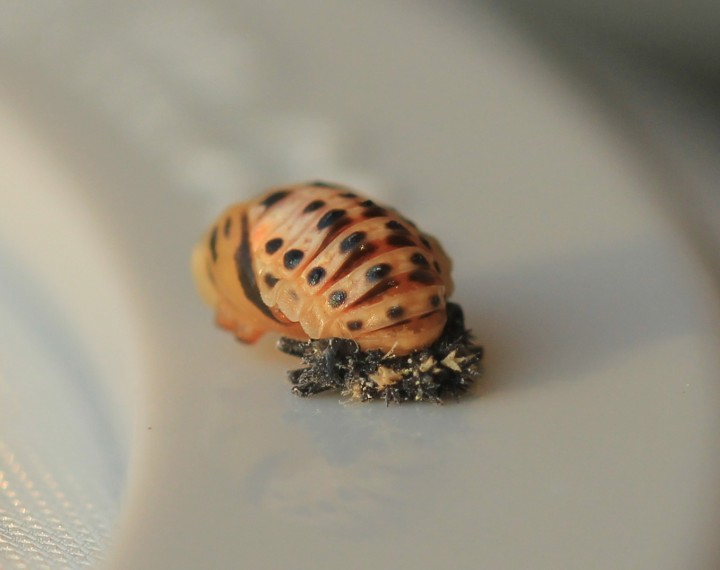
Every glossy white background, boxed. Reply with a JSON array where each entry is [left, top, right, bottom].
[[1, 1, 719, 569]]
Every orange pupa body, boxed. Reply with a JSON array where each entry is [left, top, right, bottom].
[[192, 181, 454, 355]]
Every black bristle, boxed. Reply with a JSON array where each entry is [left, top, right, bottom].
[[276, 302, 483, 403]]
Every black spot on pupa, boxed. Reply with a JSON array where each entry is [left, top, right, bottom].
[[284, 249, 304, 270], [433, 261, 441, 273], [409, 269, 436, 284], [387, 235, 415, 248], [261, 190, 290, 209], [366, 263, 392, 283], [264, 273, 279, 288], [340, 192, 357, 198], [385, 220, 408, 233], [209, 226, 219, 262], [223, 217, 232, 238], [309, 181, 338, 188], [347, 320, 363, 331], [265, 238, 283, 255], [340, 231, 366, 253], [387, 306, 405, 320], [430, 294, 441, 308], [420, 236, 432, 249], [317, 209, 346, 230], [360, 199, 375, 207], [363, 206, 386, 219], [328, 290, 347, 308], [304, 200, 326, 214], [306, 266, 326, 286], [410, 253, 429, 267]]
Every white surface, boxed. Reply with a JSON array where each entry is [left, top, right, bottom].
[[0, 98, 144, 567], [0, 1, 719, 569]]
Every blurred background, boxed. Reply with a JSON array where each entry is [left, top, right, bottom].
[[497, 0, 720, 270], [1, 1, 719, 568]]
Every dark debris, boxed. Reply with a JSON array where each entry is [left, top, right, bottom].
[[276, 302, 483, 403]]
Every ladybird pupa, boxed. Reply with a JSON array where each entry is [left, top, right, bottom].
[[192, 181, 483, 402]]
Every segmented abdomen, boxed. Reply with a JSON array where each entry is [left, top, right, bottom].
[[241, 181, 453, 354]]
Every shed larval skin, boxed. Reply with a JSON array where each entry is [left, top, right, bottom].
[[192, 181, 454, 355]]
